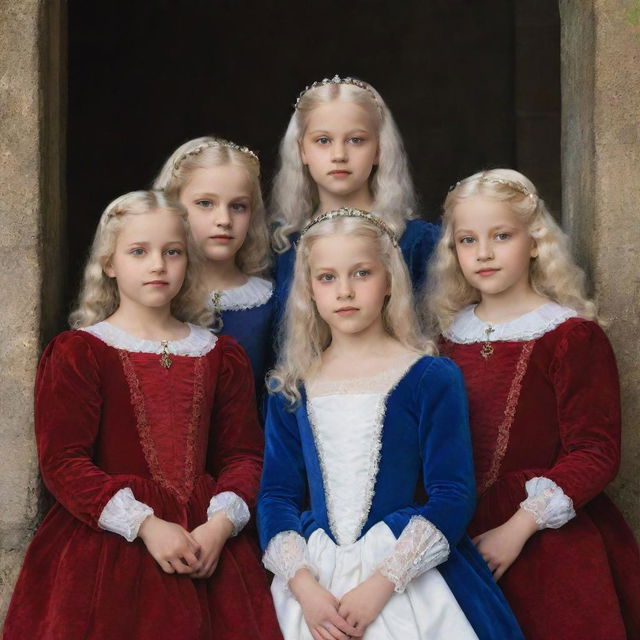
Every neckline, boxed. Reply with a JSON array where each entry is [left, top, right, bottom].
[[81, 321, 217, 356], [208, 276, 273, 311], [444, 302, 578, 344]]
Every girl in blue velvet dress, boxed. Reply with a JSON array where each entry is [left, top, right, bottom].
[[155, 137, 274, 400], [258, 208, 522, 640], [269, 75, 440, 326]]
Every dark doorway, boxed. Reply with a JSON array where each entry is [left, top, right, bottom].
[[66, 0, 560, 324]]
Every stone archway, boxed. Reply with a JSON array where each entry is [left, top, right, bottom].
[[0, 0, 638, 622]]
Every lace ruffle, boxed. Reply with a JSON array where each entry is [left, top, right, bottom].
[[378, 516, 450, 593], [97, 487, 154, 542], [82, 322, 216, 356], [207, 491, 250, 536], [208, 276, 273, 312], [519, 477, 576, 529], [263, 530, 317, 583], [445, 303, 577, 344]]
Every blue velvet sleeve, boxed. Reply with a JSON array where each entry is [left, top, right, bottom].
[[257, 392, 307, 551], [384, 358, 476, 544], [400, 219, 441, 294]]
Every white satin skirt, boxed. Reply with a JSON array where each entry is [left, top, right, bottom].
[[271, 522, 478, 639]]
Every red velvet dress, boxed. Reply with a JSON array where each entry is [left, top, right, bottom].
[[3, 326, 282, 640], [442, 304, 640, 640]]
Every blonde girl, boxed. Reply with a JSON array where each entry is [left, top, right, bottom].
[[270, 75, 440, 324], [258, 208, 523, 640], [427, 168, 640, 640], [155, 136, 274, 399], [3, 191, 281, 640]]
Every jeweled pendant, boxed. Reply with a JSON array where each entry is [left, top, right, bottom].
[[160, 340, 172, 369]]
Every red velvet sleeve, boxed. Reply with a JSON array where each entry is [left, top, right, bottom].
[[207, 336, 264, 509], [545, 320, 621, 508], [35, 331, 131, 529]]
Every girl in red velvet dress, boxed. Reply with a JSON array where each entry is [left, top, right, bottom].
[[426, 169, 640, 640], [3, 191, 281, 640]]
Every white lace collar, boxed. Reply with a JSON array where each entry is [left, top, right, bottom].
[[207, 276, 273, 312], [444, 302, 578, 344], [81, 321, 217, 356]]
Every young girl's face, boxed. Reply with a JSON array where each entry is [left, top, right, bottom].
[[300, 101, 379, 206], [308, 233, 389, 339], [105, 209, 187, 310], [179, 163, 252, 265], [452, 196, 537, 300]]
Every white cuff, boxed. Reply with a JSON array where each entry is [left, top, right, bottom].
[[378, 516, 450, 593], [207, 491, 250, 537], [97, 488, 154, 542], [519, 477, 576, 529], [262, 530, 317, 584]]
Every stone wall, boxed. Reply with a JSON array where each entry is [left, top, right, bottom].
[[560, 0, 640, 534], [0, 0, 65, 622]]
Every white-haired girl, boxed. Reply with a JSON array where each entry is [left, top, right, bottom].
[[258, 208, 523, 640], [3, 191, 281, 640], [426, 169, 640, 640], [269, 75, 439, 325], [155, 136, 274, 401]]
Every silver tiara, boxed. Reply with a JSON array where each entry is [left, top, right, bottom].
[[450, 176, 535, 199], [298, 207, 398, 247], [294, 75, 377, 110], [172, 138, 259, 175]]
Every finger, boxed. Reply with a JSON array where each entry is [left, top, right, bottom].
[[311, 630, 323, 640], [160, 560, 175, 574], [169, 558, 193, 575], [328, 610, 359, 636], [322, 622, 349, 640], [316, 626, 334, 640], [181, 550, 201, 570], [184, 533, 201, 554]]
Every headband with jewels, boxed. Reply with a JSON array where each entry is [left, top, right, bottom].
[[449, 176, 535, 199], [298, 207, 399, 247], [173, 138, 260, 175], [294, 75, 378, 110]]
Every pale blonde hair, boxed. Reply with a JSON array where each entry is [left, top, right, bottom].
[[70, 190, 211, 328], [270, 80, 418, 252], [153, 136, 271, 276], [426, 168, 598, 335], [270, 214, 436, 407]]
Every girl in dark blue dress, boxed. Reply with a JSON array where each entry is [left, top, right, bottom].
[[155, 137, 274, 401]]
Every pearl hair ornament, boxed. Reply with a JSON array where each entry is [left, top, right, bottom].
[[172, 137, 259, 176], [294, 74, 379, 110]]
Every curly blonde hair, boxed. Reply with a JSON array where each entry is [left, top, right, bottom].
[[425, 168, 598, 335], [270, 213, 436, 407], [153, 136, 271, 276], [270, 80, 418, 252], [69, 190, 211, 328]]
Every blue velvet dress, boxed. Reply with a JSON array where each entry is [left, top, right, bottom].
[[258, 356, 523, 639], [273, 219, 440, 328], [208, 276, 274, 409]]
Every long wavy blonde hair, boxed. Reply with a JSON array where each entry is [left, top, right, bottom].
[[153, 136, 271, 276], [270, 214, 436, 407], [70, 190, 211, 328], [270, 80, 418, 252], [425, 168, 598, 334]]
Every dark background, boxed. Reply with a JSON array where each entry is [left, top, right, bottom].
[[67, 0, 560, 313]]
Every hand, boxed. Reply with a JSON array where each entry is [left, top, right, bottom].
[[338, 571, 395, 635], [472, 508, 538, 580], [138, 515, 202, 575], [189, 511, 234, 579], [289, 569, 362, 640]]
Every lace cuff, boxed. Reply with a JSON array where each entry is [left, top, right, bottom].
[[519, 477, 576, 529], [262, 531, 316, 583], [97, 488, 154, 542], [377, 516, 450, 593], [206, 492, 250, 537]]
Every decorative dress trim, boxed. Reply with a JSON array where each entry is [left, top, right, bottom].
[[98, 487, 154, 542], [263, 530, 317, 585], [444, 302, 578, 344], [208, 276, 273, 312], [478, 341, 536, 495], [520, 477, 576, 529], [207, 492, 250, 537], [306, 357, 421, 545], [82, 321, 217, 356], [378, 516, 450, 593], [119, 351, 204, 504]]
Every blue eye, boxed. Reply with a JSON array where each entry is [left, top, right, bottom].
[[458, 237, 475, 244], [130, 248, 145, 255], [318, 273, 335, 282], [354, 269, 370, 277], [495, 232, 511, 241], [231, 202, 249, 212], [315, 136, 330, 145], [348, 137, 365, 144], [165, 248, 183, 256], [195, 199, 213, 208]]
